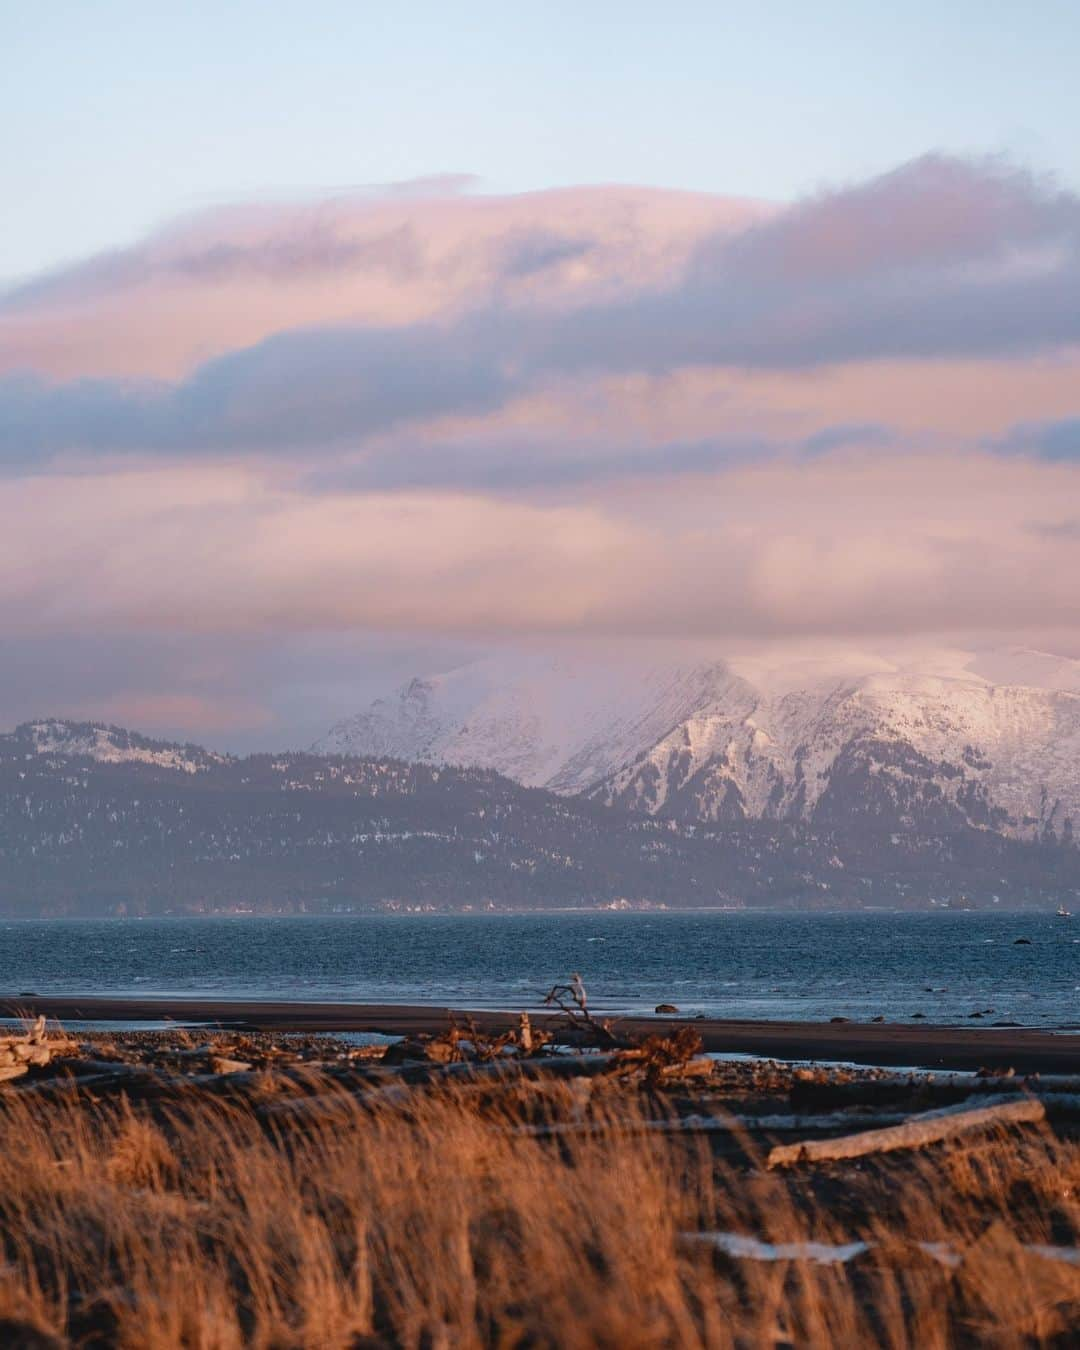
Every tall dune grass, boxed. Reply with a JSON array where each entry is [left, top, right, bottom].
[[0, 1079, 1076, 1347]]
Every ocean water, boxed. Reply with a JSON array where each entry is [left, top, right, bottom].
[[1, 911, 1079, 1026]]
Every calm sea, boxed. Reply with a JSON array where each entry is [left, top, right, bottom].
[[1, 910, 1079, 1026]]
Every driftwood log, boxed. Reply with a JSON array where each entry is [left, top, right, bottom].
[[767, 1095, 1046, 1168], [0, 1015, 76, 1080], [677, 1229, 1080, 1273]]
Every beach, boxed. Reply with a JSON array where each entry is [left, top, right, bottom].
[[7, 993, 1080, 1073], [0, 984, 1077, 1344]]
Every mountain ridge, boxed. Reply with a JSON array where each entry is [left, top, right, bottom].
[[317, 646, 1080, 841], [3, 716, 1078, 914]]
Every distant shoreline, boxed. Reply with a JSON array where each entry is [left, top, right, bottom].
[[5, 994, 1079, 1073], [0, 905, 1064, 919]]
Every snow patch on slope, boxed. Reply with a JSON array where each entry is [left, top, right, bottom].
[[20, 721, 224, 774]]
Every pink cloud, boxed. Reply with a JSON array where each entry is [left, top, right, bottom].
[[5, 155, 1080, 482], [4, 154, 1080, 699], [717, 154, 1076, 282], [2, 453, 1079, 648], [0, 185, 762, 379]]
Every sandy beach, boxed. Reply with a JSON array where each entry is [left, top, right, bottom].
[[6, 993, 1078, 1073]]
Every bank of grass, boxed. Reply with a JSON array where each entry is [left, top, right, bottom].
[[0, 1077, 1076, 1348]]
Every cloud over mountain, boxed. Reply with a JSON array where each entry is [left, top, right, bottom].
[[3, 156, 1080, 743]]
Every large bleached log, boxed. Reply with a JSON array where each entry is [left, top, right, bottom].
[[516, 1092, 1080, 1140], [767, 1095, 1046, 1168]]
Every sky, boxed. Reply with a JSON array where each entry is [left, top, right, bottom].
[[3, 3, 1080, 749]]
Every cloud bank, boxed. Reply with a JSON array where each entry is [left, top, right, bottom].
[[6, 156, 1080, 463], [3, 154, 1080, 742]]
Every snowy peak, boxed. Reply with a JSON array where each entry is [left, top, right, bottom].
[[12, 720, 228, 774], [316, 649, 746, 793], [320, 646, 1080, 840], [597, 669, 1080, 834]]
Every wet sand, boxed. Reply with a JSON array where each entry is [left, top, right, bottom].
[[4, 994, 1078, 1072]]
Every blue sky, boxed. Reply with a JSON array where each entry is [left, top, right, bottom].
[[4, 0, 1079, 285]]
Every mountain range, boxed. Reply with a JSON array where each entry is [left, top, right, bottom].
[[316, 645, 1080, 844], [3, 711, 1080, 915]]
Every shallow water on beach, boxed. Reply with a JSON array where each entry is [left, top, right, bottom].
[[1, 910, 1078, 1025]]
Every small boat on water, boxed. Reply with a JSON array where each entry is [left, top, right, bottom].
[[1056, 904, 1073, 918]]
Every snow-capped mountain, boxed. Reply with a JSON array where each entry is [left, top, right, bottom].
[[317, 645, 1080, 840], [315, 648, 740, 794]]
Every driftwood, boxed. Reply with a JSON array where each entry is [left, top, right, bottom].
[[542, 976, 632, 1049], [519, 1106, 948, 1138], [12, 1063, 168, 1101], [603, 1026, 713, 1085], [680, 1231, 870, 1265], [678, 1230, 1080, 1272], [767, 1095, 1046, 1169], [0, 1016, 76, 1080], [385, 1038, 713, 1090], [209, 1056, 252, 1075], [10, 1055, 397, 1108], [691, 1095, 1077, 1130]]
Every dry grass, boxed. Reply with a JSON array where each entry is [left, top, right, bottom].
[[0, 1078, 1076, 1348]]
